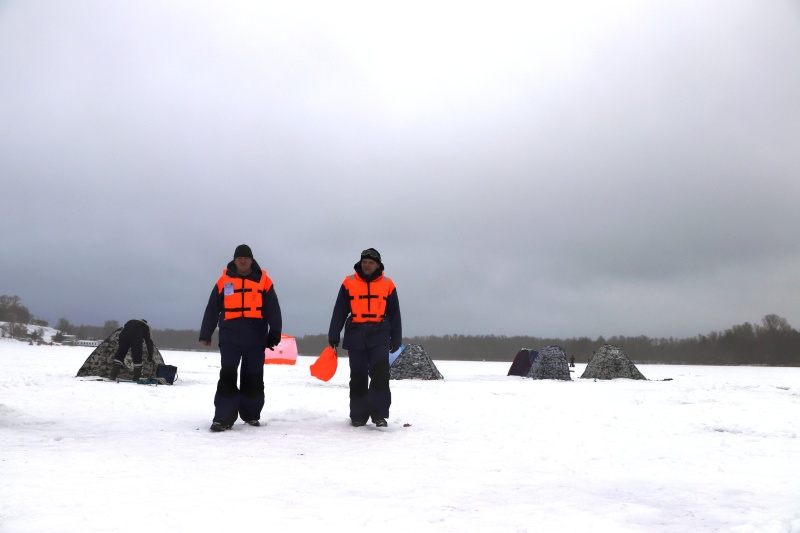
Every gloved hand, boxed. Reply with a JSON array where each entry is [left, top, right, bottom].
[[390, 345, 398, 353], [265, 331, 281, 351], [329, 339, 339, 349]]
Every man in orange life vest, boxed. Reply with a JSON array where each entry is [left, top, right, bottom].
[[328, 247, 402, 427], [200, 244, 282, 432]]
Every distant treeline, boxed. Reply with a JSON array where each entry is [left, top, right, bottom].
[[57, 314, 800, 367], [296, 314, 800, 366], [2, 294, 798, 366]]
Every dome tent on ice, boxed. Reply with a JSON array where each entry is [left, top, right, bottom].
[[389, 344, 443, 380], [507, 348, 538, 377], [264, 334, 298, 365], [526, 345, 572, 380], [581, 344, 646, 380], [75, 327, 166, 380]]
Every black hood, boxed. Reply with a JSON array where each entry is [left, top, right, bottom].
[[353, 260, 384, 282], [226, 258, 263, 279]]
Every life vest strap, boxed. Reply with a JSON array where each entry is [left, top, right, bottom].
[[353, 313, 385, 320], [224, 305, 264, 313]]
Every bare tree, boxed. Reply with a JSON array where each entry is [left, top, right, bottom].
[[56, 318, 74, 335], [761, 314, 791, 333], [103, 320, 120, 337]]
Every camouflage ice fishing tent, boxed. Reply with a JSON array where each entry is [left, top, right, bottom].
[[581, 344, 646, 380], [507, 348, 538, 377], [526, 345, 572, 380], [75, 327, 166, 380], [389, 344, 444, 380]]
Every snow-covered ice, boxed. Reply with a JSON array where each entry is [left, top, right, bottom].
[[1, 340, 799, 532]]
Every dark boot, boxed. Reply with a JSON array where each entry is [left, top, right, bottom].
[[132, 366, 142, 381], [109, 362, 122, 380]]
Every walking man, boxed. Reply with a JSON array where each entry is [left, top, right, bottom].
[[200, 244, 282, 432], [328, 248, 402, 427]]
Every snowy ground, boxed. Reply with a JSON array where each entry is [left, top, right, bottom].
[[1, 340, 799, 532]]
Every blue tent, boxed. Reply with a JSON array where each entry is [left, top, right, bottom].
[[507, 348, 538, 377]]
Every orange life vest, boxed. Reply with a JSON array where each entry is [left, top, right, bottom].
[[343, 273, 395, 323], [216, 269, 273, 320]]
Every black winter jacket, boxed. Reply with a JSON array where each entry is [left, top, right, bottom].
[[120, 319, 155, 358], [199, 259, 282, 347], [328, 262, 402, 351]]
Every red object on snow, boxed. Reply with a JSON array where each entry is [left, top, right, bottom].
[[310, 346, 338, 382]]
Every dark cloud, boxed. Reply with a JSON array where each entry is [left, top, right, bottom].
[[1, 1, 799, 339]]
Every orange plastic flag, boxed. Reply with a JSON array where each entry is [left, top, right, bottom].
[[310, 346, 338, 382]]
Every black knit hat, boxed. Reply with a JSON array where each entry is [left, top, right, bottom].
[[234, 244, 253, 259], [360, 248, 381, 263]]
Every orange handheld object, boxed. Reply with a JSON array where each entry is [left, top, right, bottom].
[[310, 346, 338, 382]]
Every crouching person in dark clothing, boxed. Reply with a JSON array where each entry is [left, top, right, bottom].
[[199, 244, 282, 432], [328, 248, 402, 428], [110, 319, 155, 381]]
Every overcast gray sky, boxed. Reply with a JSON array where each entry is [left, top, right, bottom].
[[2, 1, 799, 340]]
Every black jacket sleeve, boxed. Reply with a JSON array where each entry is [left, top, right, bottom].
[[327, 284, 350, 345], [144, 327, 155, 357], [385, 288, 402, 347], [263, 285, 282, 341], [199, 285, 221, 342]]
